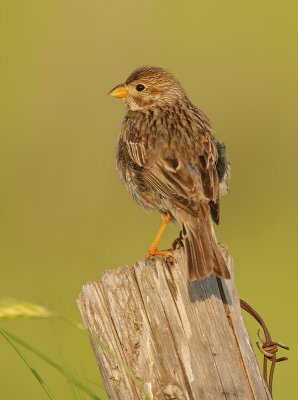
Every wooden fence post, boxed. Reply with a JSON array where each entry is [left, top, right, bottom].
[[77, 248, 271, 400]]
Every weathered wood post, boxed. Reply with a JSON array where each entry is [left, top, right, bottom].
[[77, 248, 271, 399]]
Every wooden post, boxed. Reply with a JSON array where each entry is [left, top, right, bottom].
[[77, 248, 271, 400]]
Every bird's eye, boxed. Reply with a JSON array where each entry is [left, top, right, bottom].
[[136, 84, 145, 92]]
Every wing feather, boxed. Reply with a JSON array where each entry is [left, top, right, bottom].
[[122, 112, 220, 217]]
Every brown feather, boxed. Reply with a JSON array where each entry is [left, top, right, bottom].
[[209, 200, 220, 225], [179, 208, 230, 280], [114, 66, 231, 281]]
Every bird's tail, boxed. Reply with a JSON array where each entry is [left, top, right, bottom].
[[181, 210, 230, 281]]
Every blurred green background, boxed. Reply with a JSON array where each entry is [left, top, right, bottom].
[[0, 1, 297, 399]]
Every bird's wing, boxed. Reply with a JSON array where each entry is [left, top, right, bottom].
[[145, 134, 219, 217], [123, 119, 219, 217]]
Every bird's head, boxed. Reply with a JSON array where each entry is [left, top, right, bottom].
[[109, 66, 187, 111]]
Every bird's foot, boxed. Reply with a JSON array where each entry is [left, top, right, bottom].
[[145, 247, 174, 259], [145, 214, 173, 259]]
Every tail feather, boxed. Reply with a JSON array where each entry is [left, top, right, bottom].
[[182, 214, 230, 281]]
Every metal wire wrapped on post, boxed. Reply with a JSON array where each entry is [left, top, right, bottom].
[[240, 299, 289, 398]]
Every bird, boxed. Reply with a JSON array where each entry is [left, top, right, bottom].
[[109, 66, 231, 281]]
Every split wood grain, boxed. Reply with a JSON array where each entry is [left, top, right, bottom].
[[77, 248, 271, 400]]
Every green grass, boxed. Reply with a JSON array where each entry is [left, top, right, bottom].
[[0, 299, 152, 400], [0, 328, 55, 399]]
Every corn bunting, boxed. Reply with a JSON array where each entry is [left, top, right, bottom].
[[109, 66, 230, 281]]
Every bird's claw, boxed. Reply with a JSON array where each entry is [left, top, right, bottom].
[[171, 230, 184, 250], [145, 248, 174, 259]]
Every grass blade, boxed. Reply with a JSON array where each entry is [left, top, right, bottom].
[[0, 328, 102, 400], [0, 327, 54, 400]]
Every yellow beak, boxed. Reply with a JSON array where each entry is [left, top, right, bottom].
[[108, 84, 129, 99]]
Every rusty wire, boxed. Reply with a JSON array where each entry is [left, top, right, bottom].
[[240, 299, 289, 398]]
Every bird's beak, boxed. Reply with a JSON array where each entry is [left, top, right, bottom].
[[108, 84, 129, 99]]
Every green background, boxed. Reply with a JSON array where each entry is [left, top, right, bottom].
[[1, 1, 297, 399]]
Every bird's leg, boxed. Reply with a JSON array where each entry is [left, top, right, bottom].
[[145, 214, 173, 258], [171, 229, 184, 250]]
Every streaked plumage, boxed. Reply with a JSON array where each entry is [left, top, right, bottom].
[[111, 66, 230, 280]]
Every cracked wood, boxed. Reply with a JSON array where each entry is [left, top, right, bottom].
[[77, 248, 271, 400]]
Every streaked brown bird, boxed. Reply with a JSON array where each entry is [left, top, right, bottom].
[[109, 66, 230, 281]]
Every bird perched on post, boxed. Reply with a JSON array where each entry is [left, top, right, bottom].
[[109, 66, 230, 281]]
